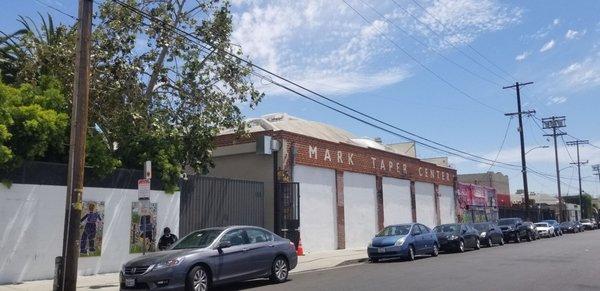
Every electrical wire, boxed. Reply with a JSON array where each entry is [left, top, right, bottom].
[[487, 117, 513, 171], [342, 0, 505, 114]]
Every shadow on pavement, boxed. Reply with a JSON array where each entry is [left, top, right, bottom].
[[212, 278, 290, 290]]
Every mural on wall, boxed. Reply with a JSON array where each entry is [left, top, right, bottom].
[[130, 202, 158, 253], [80, 201, 105, 257]]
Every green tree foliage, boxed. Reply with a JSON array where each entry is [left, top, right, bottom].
[[1, 1, 262, 191], [0, 77, 69, 171]]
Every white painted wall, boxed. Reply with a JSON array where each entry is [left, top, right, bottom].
[[415, 182, 436, 228], [293, 165, 337, 253], [0, 184, 179, 284], [439, 185, 456, 224], [343, 172, 377, 249], [382, 177, 412, 225]]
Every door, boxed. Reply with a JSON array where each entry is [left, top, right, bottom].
[[419, 224, 433, 252], [244, 228, 275, 275], [411, 225, 424, 254], [215, 229, 251, 282]]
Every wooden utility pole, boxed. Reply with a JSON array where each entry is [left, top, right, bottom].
[[542, 116, 567, 222], [503, 81, 534, 220], [566, 139, 589, 218], [55, 1, 93, 290]]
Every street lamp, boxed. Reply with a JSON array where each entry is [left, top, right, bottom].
[[525, 145, 549, 155]]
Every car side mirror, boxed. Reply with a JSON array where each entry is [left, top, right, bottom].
[[217, 240, 232, 252]]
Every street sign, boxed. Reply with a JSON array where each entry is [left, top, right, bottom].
[[138, 179, 151, 200], [144, 161, 152, 180]]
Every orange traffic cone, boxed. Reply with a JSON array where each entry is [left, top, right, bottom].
[[296, 237, 304, 256]]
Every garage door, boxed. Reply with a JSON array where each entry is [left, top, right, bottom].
[[294, 165, 337, 252], [439, 185, 456, 224], [382, 177, 412, 225], [415, 182, 436, 228], [344, 172, 378, 249]]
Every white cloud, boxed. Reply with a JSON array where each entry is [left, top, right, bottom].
[[515, 51, 530, 61], [553, 18, 560, 26], [540, 39, 556, 52], [565, 29, 586, 40], [546, 96, 567, 105], [531, 18, 561, 39], [230, 0, 521, 97], [557, 58, 600, 90]]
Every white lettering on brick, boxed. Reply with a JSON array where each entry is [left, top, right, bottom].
[[324, 149, 332, 162], [309, 145, 318, 159], [348, 153, 354, 165], [337, 151, 343, 164], [371, 157, 377, 168]]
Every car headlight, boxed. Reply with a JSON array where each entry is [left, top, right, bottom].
[[449, 235, 458, 240], [395, 237, 406, 246], [480, 232, 486, 238], [154, 257, 184, 270]]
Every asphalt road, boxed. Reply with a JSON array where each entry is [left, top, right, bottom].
[[215, 230, 600, 291]]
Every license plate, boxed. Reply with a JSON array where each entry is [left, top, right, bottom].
[[378, 248, 386, 253], [125, 278, 136, 287]]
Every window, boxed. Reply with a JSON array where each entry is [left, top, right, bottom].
[[411, 225, 421, 235], [172, 229, 223, 250], [246, 228, 273, 243], [221, 229, 249, 246], [418, 225, 430, 234]]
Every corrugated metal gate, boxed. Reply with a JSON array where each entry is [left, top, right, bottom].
[[179, 175, 264, 237], [275, 182, 300, 247]]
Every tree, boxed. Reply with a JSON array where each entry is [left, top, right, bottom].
[[1, 1, 262, 192]]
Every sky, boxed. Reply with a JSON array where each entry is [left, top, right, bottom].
[[2, 0, 600, 197]]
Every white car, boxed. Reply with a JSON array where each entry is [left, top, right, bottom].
[[534, 222, 555, 238]]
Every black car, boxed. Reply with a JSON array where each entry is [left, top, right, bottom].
[[522, 222, 540, 240], [433, 223, 481, 252], [471, 222, 505, 247], [573, 221, 585, 232], [560, 221, 578, 233], [497, 218, 529, 243], [541, 220, 563, 236]]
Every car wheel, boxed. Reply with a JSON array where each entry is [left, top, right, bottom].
[[431, 243, 439, 257], [186, 265, 209, 291], [370, 258, 379, 263], [514, 234, 521, 243], [499, 237, 505, 246], [487, 237, 493, 247], [270, 256, 289, 283], [457, 240, 465, 253], [474, 239, 481, 250], [407, 245, 416, 261], [526, 232, 532, 242]]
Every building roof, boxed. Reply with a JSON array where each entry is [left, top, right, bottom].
[[222, 113, 438, 161]]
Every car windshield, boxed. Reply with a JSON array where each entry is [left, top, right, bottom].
[[534, 223, 548, 227], [376, 225, 411, 237], [433, 224, 460, 233], [472, 223, 489, 232], [171, 229, 223, 249], [498, 219, 519, 226]]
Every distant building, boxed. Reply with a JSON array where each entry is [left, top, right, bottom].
[[458, 171, 510, 195]]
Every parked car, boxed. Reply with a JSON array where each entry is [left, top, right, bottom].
[[120, 226, 297, 291], [433, 223, 481, 252], [591, 218, 599, 229], [541, 220, 563, 236], [368, 223, 439, 262], [560, 221, 578, 233], [497, 218, 529, 243], [471, 222, 505, 247], [574, 221, 585, 232], [580, 219, 597, 230], [534, 222, 555, 238], [522, 222, 540, 240]]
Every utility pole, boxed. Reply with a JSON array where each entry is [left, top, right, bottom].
[[542, 116, 567, 222], [566, 139, 589, 218], [503, 81, 534, 220], [54, 1, 93, 290], [593, 164, 600, 184]]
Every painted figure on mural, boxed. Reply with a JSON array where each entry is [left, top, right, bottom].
[[80, 203, 102, 255]]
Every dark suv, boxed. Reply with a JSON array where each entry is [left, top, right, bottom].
[[497, 218, 529, 243]]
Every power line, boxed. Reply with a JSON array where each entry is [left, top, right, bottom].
[[389, 0, 511, 84], [408, 0, 517, 81], [487, 117, 513, 171], [341, 0, 505, 114], [357, 0, 502, 87], [32, 0, 78, 20]]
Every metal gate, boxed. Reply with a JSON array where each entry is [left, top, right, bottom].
[[180, 175, 264, 237], [275, 182, 300, 247]]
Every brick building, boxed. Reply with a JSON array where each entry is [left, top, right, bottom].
[[209, 113, 457, 253]]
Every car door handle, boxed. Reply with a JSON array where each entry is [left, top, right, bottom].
[[268, 244, 275, 248]]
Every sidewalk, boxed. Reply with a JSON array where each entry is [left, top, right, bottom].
[[0, 249, 367, 291]]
